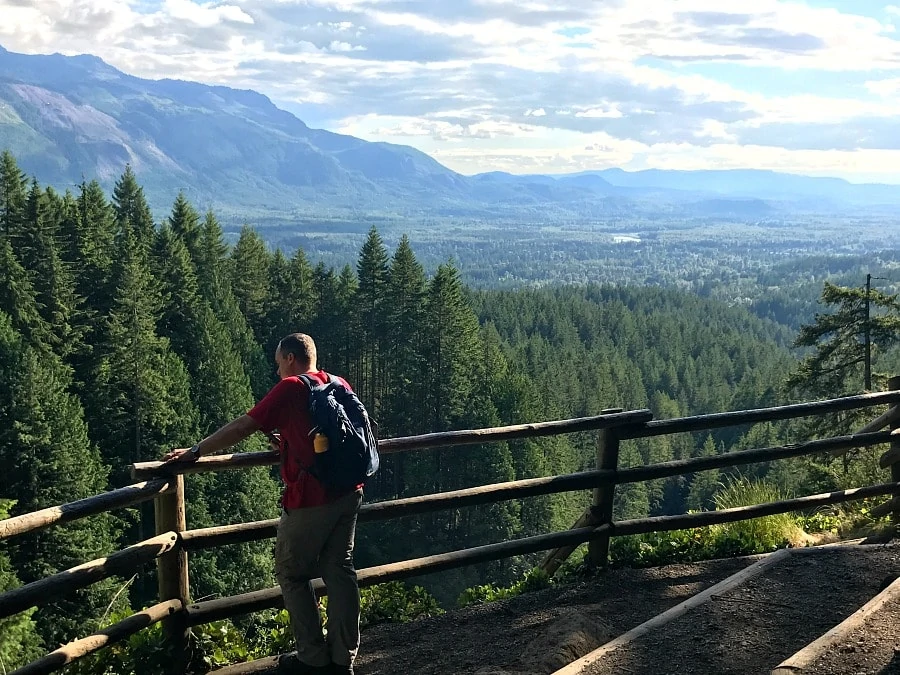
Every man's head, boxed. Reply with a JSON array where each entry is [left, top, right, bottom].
[[275, 333, 317, 379]]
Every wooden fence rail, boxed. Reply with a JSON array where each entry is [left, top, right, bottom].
[[2, 389, 900, 675], [616, 390, 900, 439], [179, 430, 896, 551], [130, 409, 653, 480], [0, 479, 173, 541], [0, 532, 178, 621], [11, 600, 183, 675], [184, 480, 900, 625]]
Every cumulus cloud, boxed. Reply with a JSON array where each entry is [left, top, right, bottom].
[[1, 0, 900, 180]]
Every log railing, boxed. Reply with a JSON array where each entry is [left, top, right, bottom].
[[3, 392, 900, 675]]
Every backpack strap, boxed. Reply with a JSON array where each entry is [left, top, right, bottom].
[[298, 372, 331, 391]]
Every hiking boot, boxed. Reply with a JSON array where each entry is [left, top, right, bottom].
[[330, 664, 354, 675]]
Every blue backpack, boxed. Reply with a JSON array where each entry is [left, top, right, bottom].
[[298, 373, 379, 492]]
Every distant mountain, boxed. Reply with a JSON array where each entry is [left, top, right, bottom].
[[1, 45, 897, 219], [589, 168, 899, 205]]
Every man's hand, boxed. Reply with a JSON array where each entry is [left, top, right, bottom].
[[162, 447, 197, 463]]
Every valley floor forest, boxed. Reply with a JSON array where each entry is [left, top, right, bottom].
[[1, 151, 899, 672]]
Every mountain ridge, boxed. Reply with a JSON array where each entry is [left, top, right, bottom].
[[1, 45, 897, 218]]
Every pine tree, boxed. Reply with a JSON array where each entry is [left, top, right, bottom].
[[264, 247, 318, 358], [0, 501, 43, 670], [0, 312, 125, 647], [195, 211, 230, 302], [112, 165, 155, 252], [355, 227, 390, 414], [422, 262, 481, 435], [153, 217, 280, 597], [787, 281, 900, 437], [685, 436, 721, 511], [167, 191, 202, 263], [384, 235, 427, 436], [19, 181, 80, 356], [196, 214, 270, 398], [0, 150, 27, 240], [88, 228, 199, 473], [788, 281, 900, 397], [311, 263, 357, 378], [373, 236, 428, 499], [185, 306, 281, 600], [0, 238, 52, 353], [151, 224, 203, 367], [229, 226, 271, 344], [334, 264, 359, 377]]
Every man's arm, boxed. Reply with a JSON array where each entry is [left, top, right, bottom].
[[163, 414, 261, 463]]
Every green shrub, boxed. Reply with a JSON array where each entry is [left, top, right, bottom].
[[712, 475, 802, 551], [457, 568, 553, 607], [359, 582, 443, 627]]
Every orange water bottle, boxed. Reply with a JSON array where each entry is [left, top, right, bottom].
[[313, 431, 329, 454]]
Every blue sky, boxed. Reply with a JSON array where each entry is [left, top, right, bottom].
[[3, 0, 900, 182]]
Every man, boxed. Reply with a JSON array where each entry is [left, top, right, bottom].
[[164, 333, 362, 675]]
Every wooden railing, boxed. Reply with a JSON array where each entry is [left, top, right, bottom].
[[3, 390, 900, 675]]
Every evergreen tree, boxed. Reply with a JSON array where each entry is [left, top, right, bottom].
[[685, 436, 722, 511], [356, 227, 390, 415], [0, 501, 43, 670], [151, 224, 203, 367], [112, 166, 155, 252], [196, 213, 269, 398], [264, 247, 318, 358], [153, 217, 280, 597], [167, 192, 202, 262], [334, 264, 360, 378], [311, 263, 357, 379], [185, 306, 281, 600], [0, 238, 52, 353], [422, 262, 480, 436], [19, 181, 80, 356], [375, 236, 428, 499], [88, 228, 198, 473], [0, 150, 27, 240], [788, 281, 900, 398], [0, 312, 124, 647], [229, 226, 270, 344], [68, 180, 117, 303], [384, 235, 427, 436]]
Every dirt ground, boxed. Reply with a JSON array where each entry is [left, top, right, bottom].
[[805, 586, 900, 675], [581, 545, 900, 675], [221, 544, 900, 675], [355, 557, 755, 675], [354, 545, 900, 675]]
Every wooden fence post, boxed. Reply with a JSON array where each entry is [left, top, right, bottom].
[[587, 427, 620, 567], [155, 474, 190, 673], [889, 376, 900, 531]]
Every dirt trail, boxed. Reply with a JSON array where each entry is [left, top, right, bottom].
[[579, 546, 900, 675], [355, 557, 754, 675], [216, 544, 900, 675], [355, 545, 900, 675]]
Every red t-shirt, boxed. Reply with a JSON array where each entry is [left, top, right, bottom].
[[247, 370, 352, 509]]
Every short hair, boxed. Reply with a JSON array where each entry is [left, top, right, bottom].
[[278, 333, 317, 367]]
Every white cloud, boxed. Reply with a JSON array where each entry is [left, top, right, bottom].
[[2, 0, 900, 180], [574, 106, 623, 119], [162, 0, 254, 27], [866, 78, 900, 97]]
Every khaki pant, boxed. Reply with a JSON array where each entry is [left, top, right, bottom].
[[275, 489, 363, 668]]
